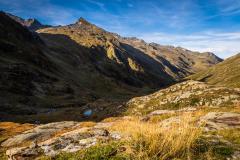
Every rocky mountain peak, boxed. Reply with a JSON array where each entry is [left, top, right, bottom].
[[4, 12, 50, 31], [26, 18, 41, 25], [76, 17, 91, 26]]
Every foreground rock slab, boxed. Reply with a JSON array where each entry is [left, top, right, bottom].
[[2, 121, 79, 148], [2, 121, 121, 160], [200, 112, 240, 131]]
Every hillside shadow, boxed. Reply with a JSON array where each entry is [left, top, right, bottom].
[[198, 74, 213, 82], [0, 33, 182, 124], [119, 42, 177, 86]]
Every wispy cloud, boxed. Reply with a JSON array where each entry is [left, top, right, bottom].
[[140, 31, 240, 58], [217, 0, 240, 14], [204, 0, 240, 20], [86, 0, 106, 11]]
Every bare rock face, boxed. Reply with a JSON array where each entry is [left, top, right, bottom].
[[149, 110, 175, 116], [200, 112, 240, 131], [3, 121, 121, 160], [1, 121, 79, 147], [160, 116, 181, 128], [6, 146, 43, 160], [39, 127, 111, 156]]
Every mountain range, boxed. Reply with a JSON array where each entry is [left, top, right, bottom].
[[1, 10, 240, 160], [0, 11, 227, 122]]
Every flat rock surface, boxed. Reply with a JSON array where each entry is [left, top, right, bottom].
[[200, 112, 240, 130], [1, 121, 79, 147], [2, 121, 120, 160]]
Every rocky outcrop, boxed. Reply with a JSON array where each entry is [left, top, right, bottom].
[[2, 121, 121, 160], [2, 112, 240, 159], [1, 121, 79, 147], [126, 80, 240, 115], [200, 112, 240, 131]]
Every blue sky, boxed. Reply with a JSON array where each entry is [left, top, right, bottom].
[[1, 0, 240, 58]]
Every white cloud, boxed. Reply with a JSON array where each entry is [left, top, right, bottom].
[[139, 31, 240, 59], [86, 0, 106, 11]]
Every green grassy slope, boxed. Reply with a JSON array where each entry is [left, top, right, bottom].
[[189, 54, 240, 88]]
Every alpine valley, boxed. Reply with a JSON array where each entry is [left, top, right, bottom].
[[0, 11, 240, 160]]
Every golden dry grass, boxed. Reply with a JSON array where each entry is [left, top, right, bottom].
[[0, 122, 35, 159], [111, 114, 202, 160], [0, 122, 34, 139]]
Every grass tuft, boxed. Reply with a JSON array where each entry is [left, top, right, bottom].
[[111, 114, 202, 160]]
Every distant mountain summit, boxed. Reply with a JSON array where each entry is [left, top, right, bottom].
[[75, 17, 92, 26], [5, 12, 51, 31], [117, 35, 223, 76], [24, 18, 45, 31]]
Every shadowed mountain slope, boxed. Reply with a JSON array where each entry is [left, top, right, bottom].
[[38, 18, 175, 88], [118, 37, 222, 77], [0, 12, 139, 123], [38, 18, 222, 87]]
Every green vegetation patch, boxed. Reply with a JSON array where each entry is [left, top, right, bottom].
[[218, 128, 240, 145], [191, 136, 235, 160], [41, 142, 130, 160]]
